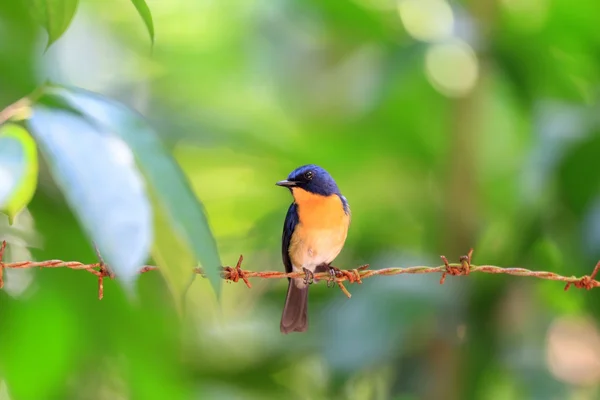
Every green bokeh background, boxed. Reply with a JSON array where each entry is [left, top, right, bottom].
[[2, 0, 600, 399]]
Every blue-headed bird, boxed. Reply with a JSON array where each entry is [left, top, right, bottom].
[[276, 165, 351, 334]]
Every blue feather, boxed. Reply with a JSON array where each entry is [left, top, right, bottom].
[[338, 194, 350, 216], [281, 202, 299, 276]]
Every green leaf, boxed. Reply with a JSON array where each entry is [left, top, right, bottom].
[[27, 105, 153, 288], [27, 0, 79, 48], [130, 0, 154, 44], [149, 188, 197, 315], [0, 124, 39, 224], [0, 2, 39, 109], [44, 86, 223, 296]]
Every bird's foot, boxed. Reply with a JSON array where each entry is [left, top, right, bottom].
[[315, 263, 342, 287], [326, 265, 343, 288], [302, 267, 314, 285]]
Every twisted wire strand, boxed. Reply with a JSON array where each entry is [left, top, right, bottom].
[[0, 242, 597, 299]]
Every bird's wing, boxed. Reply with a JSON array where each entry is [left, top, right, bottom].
[[339, 194, 351, 220], [282, 202, 299, 275]]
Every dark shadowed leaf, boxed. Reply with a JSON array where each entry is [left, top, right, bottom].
[[130, 0, 154, 44], [0, 2, 39, 109], [583, 197, 600, 260], [28, 0, 79, 48], [27, 106, 153, 288], [557, 133, 600, 217], [43, 86, 223, 296]]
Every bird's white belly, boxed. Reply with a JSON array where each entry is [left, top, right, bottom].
[[290, 227, 347, 273]]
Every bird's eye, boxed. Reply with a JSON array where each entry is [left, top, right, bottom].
[[304, 171, 314, 180]]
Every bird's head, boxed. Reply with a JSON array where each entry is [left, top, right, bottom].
[[276, 164, 340, 196]]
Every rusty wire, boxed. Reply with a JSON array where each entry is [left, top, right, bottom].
[[0, 241, 599, 300]]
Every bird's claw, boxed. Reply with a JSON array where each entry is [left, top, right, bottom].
[[314, 263, 343, 287], [326, 265, 342, 288], [302, 267, 314, 285]]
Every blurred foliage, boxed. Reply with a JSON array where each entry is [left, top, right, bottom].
[[2, 0, 600, 399], [27, 0, 79, 48], [0, 124, 38, 224], [0, 2, 38, 109]]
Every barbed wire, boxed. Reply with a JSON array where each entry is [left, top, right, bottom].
[[0, 241, 599, 299]]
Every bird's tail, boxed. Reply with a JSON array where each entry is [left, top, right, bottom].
[[280, 279, 309, 334]]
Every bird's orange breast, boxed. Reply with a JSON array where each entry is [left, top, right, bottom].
[[288, 188, 350, 270], [292, 188, 348, 229]]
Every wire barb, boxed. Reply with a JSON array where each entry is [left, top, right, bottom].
[[564, 261, 600, 291], [221, 255, 251, 288], [93, 243, 115, 300], [439, 249, 473, 284]]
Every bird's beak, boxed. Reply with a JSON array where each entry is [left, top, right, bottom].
[[276, 180, 297, 187]]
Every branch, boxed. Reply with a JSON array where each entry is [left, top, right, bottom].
[[0, 241, 598, 300]]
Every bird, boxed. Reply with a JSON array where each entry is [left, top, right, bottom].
[[276, 164, 351, 334]]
